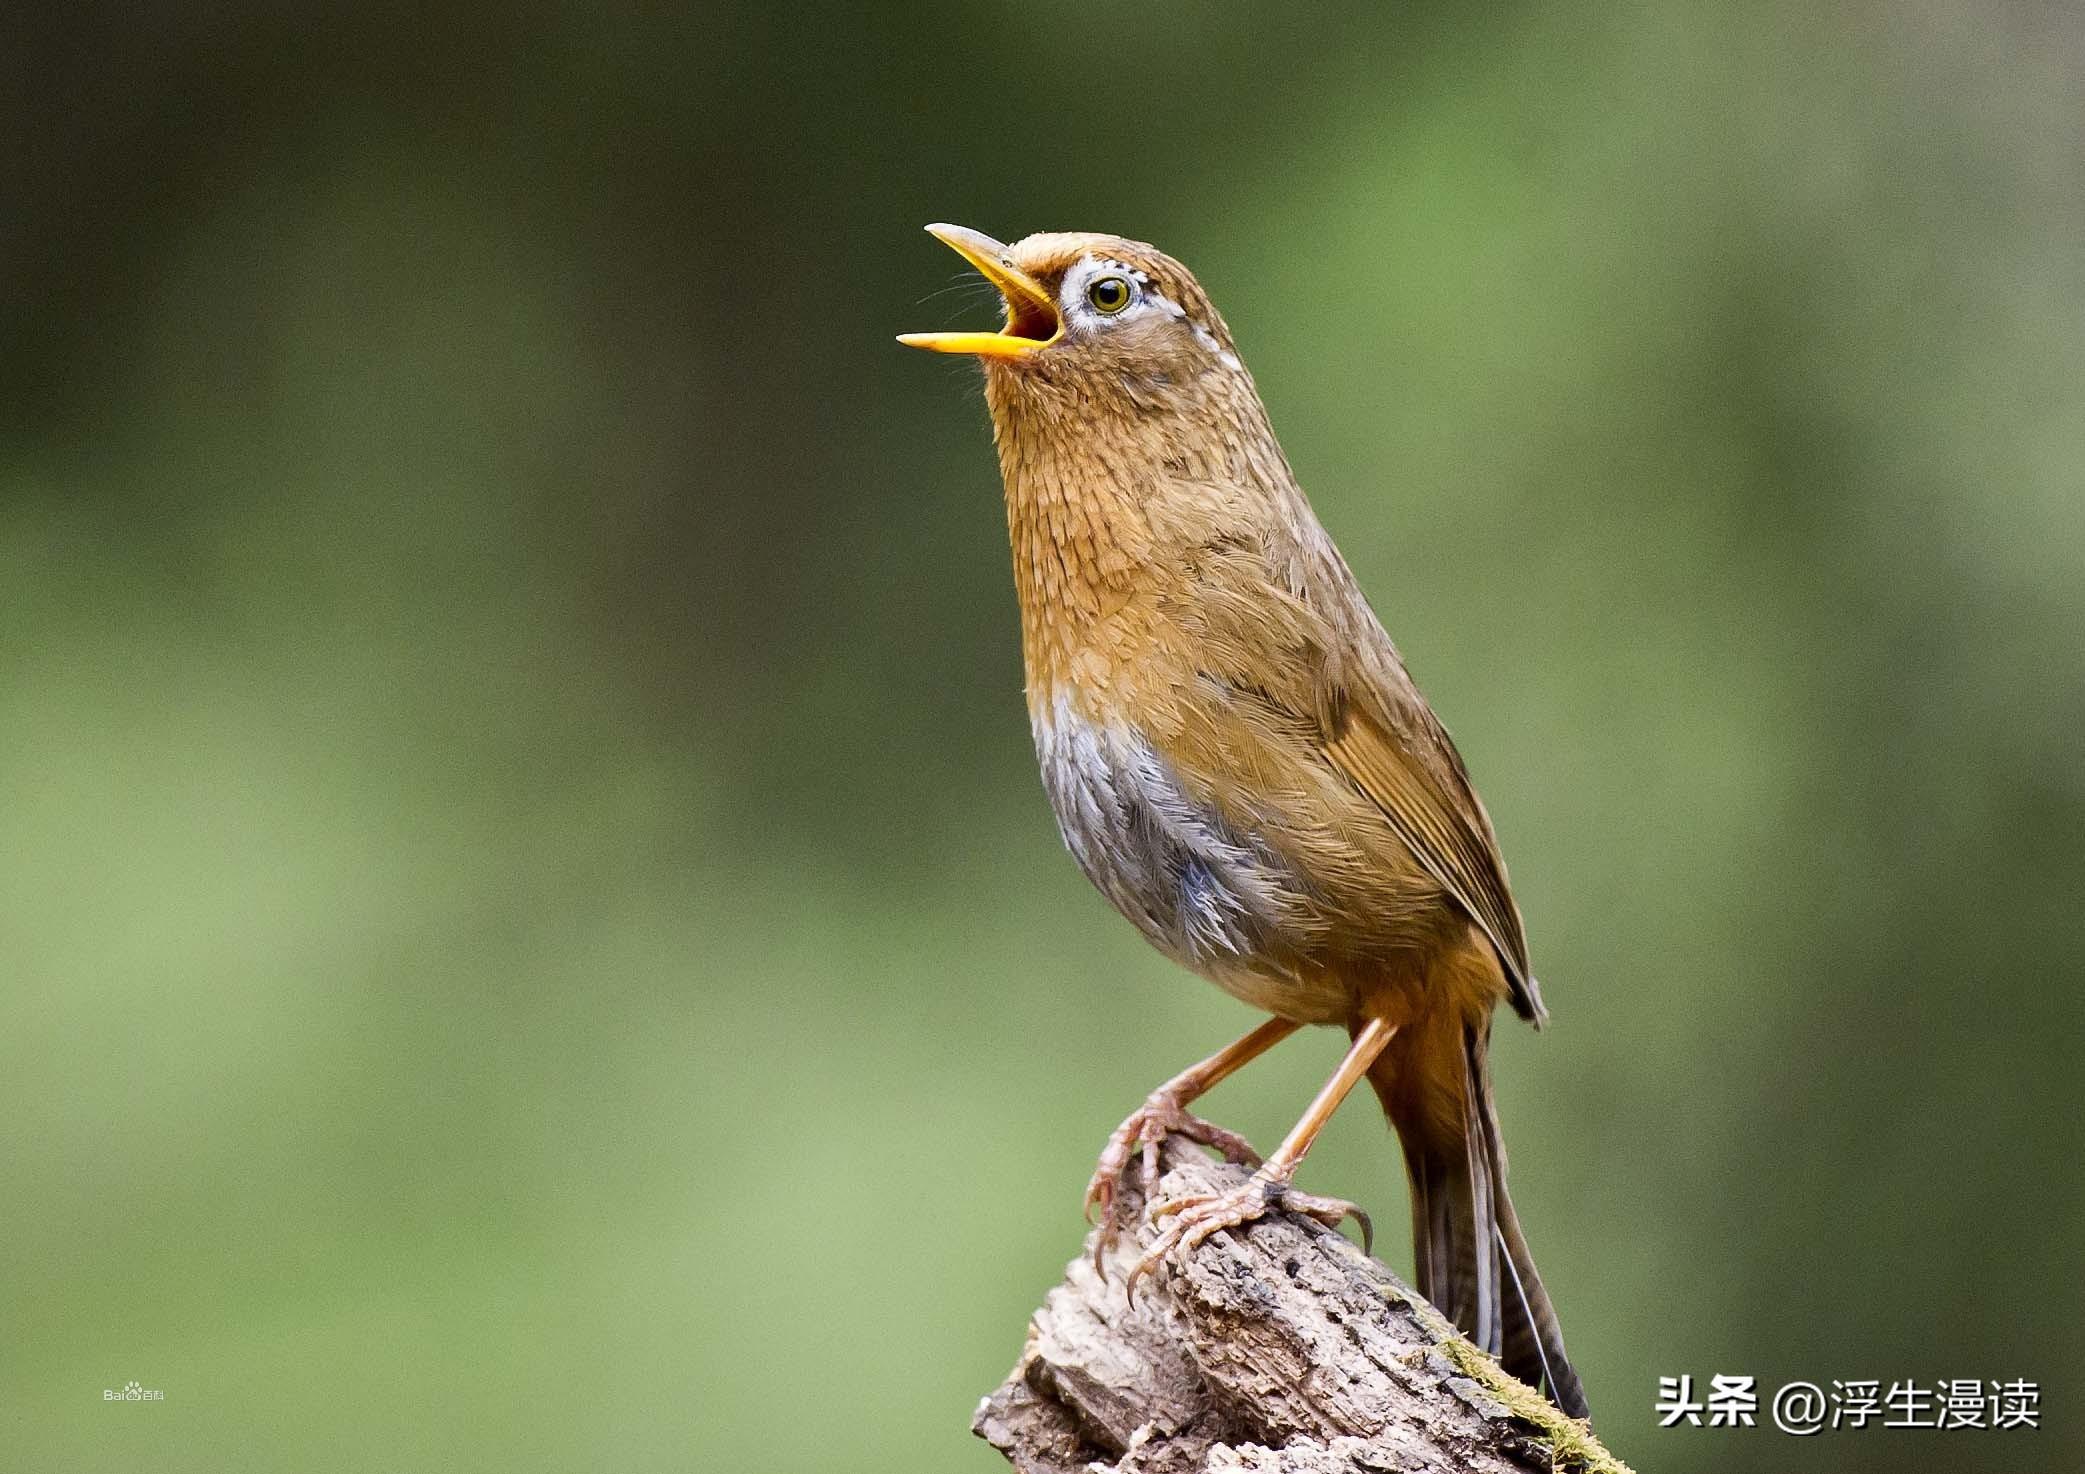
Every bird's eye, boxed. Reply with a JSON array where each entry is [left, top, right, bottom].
[[1086, 274, 1134, 315]]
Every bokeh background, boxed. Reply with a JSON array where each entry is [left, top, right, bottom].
[[7, 4, 2082, 1471]]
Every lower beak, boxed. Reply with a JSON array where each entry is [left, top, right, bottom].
[[897, 224, 1063, 358]]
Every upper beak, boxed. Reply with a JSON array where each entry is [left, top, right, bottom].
[[897, 224, 1063, 358]]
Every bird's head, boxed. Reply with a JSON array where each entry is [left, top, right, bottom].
[[902, 224, 1302, 666], [899, 224, 1253, 433]]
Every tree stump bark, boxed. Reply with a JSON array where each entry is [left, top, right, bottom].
[[973, 1142, 1631, 1474]]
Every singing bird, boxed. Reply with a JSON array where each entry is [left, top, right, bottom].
[[901, 224, 1588, 1419]]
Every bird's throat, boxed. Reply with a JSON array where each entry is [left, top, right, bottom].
[[982, 357, 1286, 700], [996, 439, 1153, 694]]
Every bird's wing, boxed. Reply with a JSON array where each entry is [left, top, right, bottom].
[[1318, 699, 1544, 1023], [1169, 536, 1544, 1023]]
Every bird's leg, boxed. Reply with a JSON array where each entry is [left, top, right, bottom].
[[1085, 1016, 1300, 1272], [1125, 1015, 1398, 1301]]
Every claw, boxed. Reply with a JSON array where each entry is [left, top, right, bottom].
[[1284, 1187, 1372, 1256], [1123, 1171, 1371, 1303], [1084, 1092, 1263, 1277], [1148, 1191, 1213, 1221]]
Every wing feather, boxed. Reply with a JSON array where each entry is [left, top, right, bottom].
[[1163, 531, 1546, 1023], [1321, 706, 1544, 1023]]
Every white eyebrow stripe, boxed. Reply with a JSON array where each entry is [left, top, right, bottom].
[[1209, 340, 1243, 372], [1145, 288, 1239, 365], [1065, 256, 1243, 370]]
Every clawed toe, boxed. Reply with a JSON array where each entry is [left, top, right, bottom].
[[1085, 1095, 1264, 1274], [1169, 1113, 1261, 1167], [1123, 1173, 1371, 1302], [1280, 1187, 1372, 1255]]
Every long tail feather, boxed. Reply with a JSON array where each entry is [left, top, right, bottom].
[[1368, 1016, 1589, 1420], [1468, 1027, 1588, 1418]]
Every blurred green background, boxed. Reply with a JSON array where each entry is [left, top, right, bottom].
[[6, 4, 2082, 1471]]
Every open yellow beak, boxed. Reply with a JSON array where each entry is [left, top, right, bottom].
[[897, 223, 1062, 358]]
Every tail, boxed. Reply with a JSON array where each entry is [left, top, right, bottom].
[[1365, 1014, 1590, 1420]]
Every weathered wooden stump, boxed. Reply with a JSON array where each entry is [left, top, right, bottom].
[[974, 1142, 1630, 1474]]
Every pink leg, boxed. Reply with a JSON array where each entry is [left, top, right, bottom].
[[1084, 1017, 1301, 1274], [1125, 1015, 1398, 1301]]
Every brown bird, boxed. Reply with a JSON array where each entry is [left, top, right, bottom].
[[901, 224, 1588, 1419]]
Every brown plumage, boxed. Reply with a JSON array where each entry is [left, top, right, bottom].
[[902, 224, 1588, 1419]]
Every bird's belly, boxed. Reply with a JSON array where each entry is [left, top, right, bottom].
[[1030, 693, 1352, 1022]]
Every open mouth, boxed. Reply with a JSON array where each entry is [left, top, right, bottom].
[[999, 287, 1060, 346], [897, 224, 1063, 358]]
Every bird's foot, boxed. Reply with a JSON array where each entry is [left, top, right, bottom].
[[1123, 1169, 1372, 1303], [1084, 1092, 1261, 1274]]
